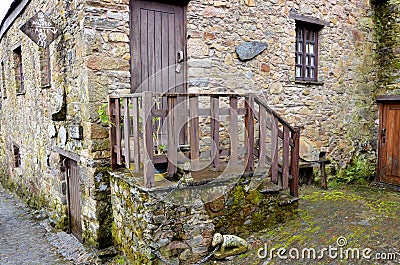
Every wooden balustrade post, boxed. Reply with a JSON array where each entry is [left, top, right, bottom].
[[109, 97, 117, 170], [245, 95, 255, 172], [258, 105, 267, 170], [290, 127, 300, 197], [142, 92, 154, 187], [132, 97, 140, 172], [211, 96, 220, 170], [114, 98, 122, 166], [189, 95, 200, 171], [282, 125, 290, 189], [167, 96, 178, 176], [271, 116, 279, 183], [123, 98, 131, 168], [229, 96, 238, 165]]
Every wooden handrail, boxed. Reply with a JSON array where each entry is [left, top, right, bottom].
[[254, 96, 296, 132]]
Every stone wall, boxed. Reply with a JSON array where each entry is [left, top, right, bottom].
[[110, 171, 297, 264], [185, 0, 377, 168], [374, 0, 400, 96], [0, 0, 385, 255], [81, 0, 378, 168], [0, 0, 112, 247]]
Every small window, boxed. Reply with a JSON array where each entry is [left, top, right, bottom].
[[13, 46, 24, 94], [0, 61, 5, 98], [295, 23, 319, 81], [13, 144, 21, 168], [40, 47, 51, 87]]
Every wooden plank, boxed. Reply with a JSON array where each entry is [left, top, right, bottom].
[[168, 13, 176, 93], [290, 127, 300, 197], [161, 11, 169, 98], [114, 98, 122, 165], [245, 95, 255, 171], [167, 96, 178, 176], [123, 98, 131, 168], [148, 10, 156, 92], [130, 1, 140, 92], [151, 109, 168, 117], [154, 11, 162, 94], [271, 115, 279, 183], [140, 9, 149, 92], [132, 97, 140, 172], [229, 96, 238, 165], [142, 92, 154, 187], [282, 125, 290, 189], [108, 98, 117, 169], [211, 96, 220, 170], [189, 96, 200, 171], [258, 105, 267, 169]]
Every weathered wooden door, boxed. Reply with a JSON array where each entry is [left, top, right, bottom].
[[66, 159, 83, 242], [378, 100, 400, 186], [130, 0, 186, 94]]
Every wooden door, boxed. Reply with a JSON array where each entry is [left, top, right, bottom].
[[66, 159, 83, 242], [378, 101, 400, 186], [130, 0, 186, 94]]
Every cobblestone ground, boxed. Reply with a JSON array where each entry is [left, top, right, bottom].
[[0, 185, 72, 265], [206, 184, 400, 265]]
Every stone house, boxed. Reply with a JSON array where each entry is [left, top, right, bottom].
[[0, 0, 399, 263]]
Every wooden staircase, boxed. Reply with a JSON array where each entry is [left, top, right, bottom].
[[109, 92, 300, 197]]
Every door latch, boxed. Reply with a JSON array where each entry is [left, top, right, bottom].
[[177, 50, 184, 63]]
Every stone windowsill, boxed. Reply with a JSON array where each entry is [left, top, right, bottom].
[[295, 80, 324, 86]]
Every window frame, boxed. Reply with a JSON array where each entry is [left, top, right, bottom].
[[13, 143, 21, 168], [40, 47, 51, 88], [290, 12, 328, 83], [0, 60, 5, 98], [13, 46, 24, 95], [295, 23, 319, 82]]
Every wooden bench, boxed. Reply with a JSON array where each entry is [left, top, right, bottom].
[[299, 151, 331, 189]]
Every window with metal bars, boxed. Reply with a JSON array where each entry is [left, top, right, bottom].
[[295, 23, 318, 81], [13, 46, 24, 94]]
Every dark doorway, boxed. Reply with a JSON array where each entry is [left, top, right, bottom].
[[378, 97, 400, 186]]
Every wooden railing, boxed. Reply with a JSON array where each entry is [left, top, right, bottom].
[[109, 92, 300, 197]]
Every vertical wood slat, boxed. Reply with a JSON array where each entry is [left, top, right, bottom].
[[114, 98, 122, 165], [211, 96, 220, 170], [123, 98, 131, 168], [245, 95, 255, 171], [282, 125, 290, 189], [189, 96, 200, 171], [258, 105, 267, 170], [290, 127, 300, 197], [142, 92, 154, 187], [168, 96, 178, 176], [140, 9, 148, 92], [271, 116, 279, 183], [108, 97, 117, 169], [229, 96, 238, 165], [132, 97, 140, 172]]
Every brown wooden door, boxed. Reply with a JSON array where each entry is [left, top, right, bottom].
[[379, 102, 400, 186], [130, 0, 186, 94], [66, 159, 83, 242]]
